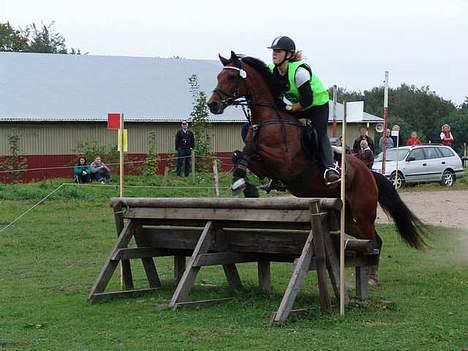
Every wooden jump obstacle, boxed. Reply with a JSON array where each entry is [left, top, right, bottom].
[[88, 197, 379, 324]]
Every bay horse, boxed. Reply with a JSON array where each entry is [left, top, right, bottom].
[[207, 51, 428, 283]]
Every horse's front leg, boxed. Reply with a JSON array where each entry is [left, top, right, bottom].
[[231, 143, 263, 191]]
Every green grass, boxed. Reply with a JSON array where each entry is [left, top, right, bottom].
[[0, 181, 467, 350]]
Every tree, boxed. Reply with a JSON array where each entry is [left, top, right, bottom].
[[188, 74, 212, 171], [0, 134, 28, 182], [0, 22, 28, 51], [0, 21, 81, 54]]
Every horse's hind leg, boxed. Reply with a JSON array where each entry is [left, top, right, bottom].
[[368, 233, 383, 285], [243, 182, 259, 198]]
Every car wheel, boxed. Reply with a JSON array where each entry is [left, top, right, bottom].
[[441, 170, 455, 187], [390, 172, 405, 189]]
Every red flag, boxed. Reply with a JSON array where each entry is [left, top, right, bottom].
[[107, 113, 121, 129]]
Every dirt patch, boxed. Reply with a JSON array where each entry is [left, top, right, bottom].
[[376, 190, 468, 229]]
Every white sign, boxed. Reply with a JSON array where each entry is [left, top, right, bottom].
[[345, 101, 364, 122], [391, 130, 399, 137]]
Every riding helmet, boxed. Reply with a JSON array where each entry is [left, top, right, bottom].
[[267, 36, 296, 52]]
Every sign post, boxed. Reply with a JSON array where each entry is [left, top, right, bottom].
[[381, 71, 389, 175], [108, 113, 127, 197], [391, 125, 400, 189]]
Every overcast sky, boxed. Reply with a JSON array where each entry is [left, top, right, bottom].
[[2, 0, 467, 105]]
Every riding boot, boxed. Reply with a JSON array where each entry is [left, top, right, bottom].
[[324, 167, 341, 185]]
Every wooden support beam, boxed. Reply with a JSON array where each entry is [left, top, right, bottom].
[[222, 264, 242, 293], [258, 261, 272, 293], [114, 207, 133, 290], [173, 297, 233, 309], [271, 200, 322, 325], [355, 266, 369, 301], [174, 256, 186, 283], [169, 221, 215, 308], [192, 252, 257, 267], [89, 287, 160, 304], [309, 201, 332, 314], [88, 219, 137, 302]]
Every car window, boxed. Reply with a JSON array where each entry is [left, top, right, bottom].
[[408, 148, 425, 161], [424, 147, 441, 159], [438, 147, 455, 157], [375, 148, 409, 161]]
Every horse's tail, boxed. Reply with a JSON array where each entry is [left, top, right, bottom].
[[372, 171, 428, 249]]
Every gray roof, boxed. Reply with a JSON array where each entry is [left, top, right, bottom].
[[0, 52, 382, 124]]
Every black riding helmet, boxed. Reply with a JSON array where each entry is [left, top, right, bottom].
[[267, 36, 296, 52]]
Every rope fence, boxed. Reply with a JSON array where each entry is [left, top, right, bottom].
[[0, 154, 234, 174]]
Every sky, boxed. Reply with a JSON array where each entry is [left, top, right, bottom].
[[1, 0, 467, 105]]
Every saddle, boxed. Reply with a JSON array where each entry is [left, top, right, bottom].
[[301, 126, 319, 160]]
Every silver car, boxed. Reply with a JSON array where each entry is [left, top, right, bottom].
[[372, 144, 465, 189]]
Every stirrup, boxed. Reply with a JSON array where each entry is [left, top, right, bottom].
[[231, 177, 246, 191], [324, 168, 341, 186]]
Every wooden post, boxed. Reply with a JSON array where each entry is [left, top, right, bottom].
[[191, 150, 195, 180], [309, 201, 331, 314], [119, 113, 124, 198], [258, 261, 272, 293], [213, 159, 220, 197], [340, 102, 347, 317], [271, 200, 330, 324]]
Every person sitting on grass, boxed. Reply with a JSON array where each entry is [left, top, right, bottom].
[[90, 156, 111, 183], [73, 157, 91, 183]]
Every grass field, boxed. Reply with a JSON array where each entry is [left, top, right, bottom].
[[0, 175, 467, 350]]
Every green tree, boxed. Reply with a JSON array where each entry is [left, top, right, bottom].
[[0, 21, 81, 54], [142, 131, 160, 176], [188, 74, 212, 171], [0, 22, 28, 51], [0, 134, 28, 182]]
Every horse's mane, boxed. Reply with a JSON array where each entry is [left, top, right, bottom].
[[239, 56, 283, 101]]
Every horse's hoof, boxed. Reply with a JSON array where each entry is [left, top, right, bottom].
[[231, 178, 246, 191]]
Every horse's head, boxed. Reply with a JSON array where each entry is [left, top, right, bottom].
[[207, 51, 249, 115]]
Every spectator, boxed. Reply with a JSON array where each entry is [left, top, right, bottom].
[[440, 124, 454, 147], [355, 140, 374, 169], [352, 127, 375, 153], [73, 157, 91, 183], [332, 136, 351, 162], [407, 131, 422, 146], [90, 156, 111, 183], [175, 120, 195, 176], [379, 129, 394, 152]]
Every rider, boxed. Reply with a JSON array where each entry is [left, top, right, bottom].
[[268, 36, 340, 185]]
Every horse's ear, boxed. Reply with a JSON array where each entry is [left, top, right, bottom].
[[230, 50, 239, 63], [218, 54, 229, 66]]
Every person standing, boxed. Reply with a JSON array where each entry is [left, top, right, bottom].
[[440, 124, 454, 147], [175, 120, 195, 176], [379, 128, 394, 152], [355, 140, 374, 169], [352, 127, 375, 153], [406, 131, 422, 146]]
